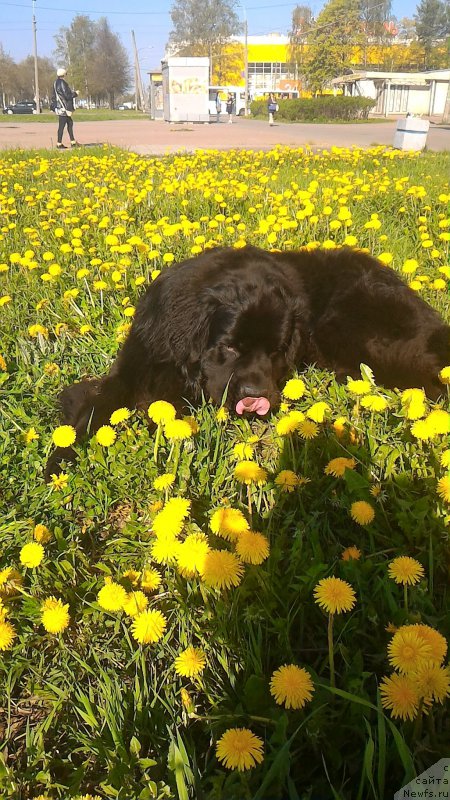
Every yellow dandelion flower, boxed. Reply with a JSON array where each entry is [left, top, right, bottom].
[[122, 569, 141, 587], [306, 402, 330, 423], [0, 355, 6, 371], [0, 619, 16, 651], [324, 457, 356, 477], [152, 497, 191, 537], [276, 411, 305, 435], [164, 419, 193, 440], [297, 420, 319, 439], [52, 425, 76, 448], [140, 567, 162, 593], [216, 406, 229, 422], [235, 530, 270, 565], [150, 534, 181, 565], [20, 542, 44, 568], [123, 591, 149, 617], [233, 441, 255, 460], [97, 581, 127, 612], [153, 473, 175, 491], [148, 400, 176, 424], [413, 663, 450, 704], [50, 472, 69, 490], [24, 427, 39, 443], [174, 646, 207, 677], [33, 524, 52, 544], [350, 500, 375, 525], [410, 419, 434, 441], [41, 597, 70, 634], [234, 461, 267, 485], [360, 394, 389, 412], [176, 533, 210, 577], [0, 567, 22, 597], [274, 470, 299, 492], [426, 409, 450, 435], [216, 728, 264, 771], [388, 556, 424, 586], [439, 366, 450, 384], [439, 449, 450, 468], [210, 507, 249, 540], [410, 624, 447, 664], [333, 416, 347, 437], [270, 664, 315, 709], [96, 425, 116, 446], [282, 378, 306, 400], [200, 550, 244, 590], [110, 407, 130, 425], [388, 628, 432, 674], [341, 546, 362, 561], [131, 609, 167, 644], [313, 576, 356, 614], [380, 673, 419, 721], [437, 476, 450, 503], [347, 379, 372, 395]]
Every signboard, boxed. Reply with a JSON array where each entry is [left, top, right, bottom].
[[161, 57, 210, 122]]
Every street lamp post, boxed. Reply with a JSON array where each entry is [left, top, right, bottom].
[[240, 3, 249, 115], [32, 0, 41, 113]]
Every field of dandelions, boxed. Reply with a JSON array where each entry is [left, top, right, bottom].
[[0, 144, 449, 800]]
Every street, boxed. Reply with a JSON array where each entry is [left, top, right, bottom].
[[0, 116, 449, 153]]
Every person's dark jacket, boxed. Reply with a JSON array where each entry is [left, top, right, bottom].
[[52, 78, 78, 113]]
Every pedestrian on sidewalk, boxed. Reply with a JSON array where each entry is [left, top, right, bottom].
[[226, 92, 234, 124], [267, 93, 278, 126], [215, 91, 222, 123], [51, 68, 79, 149]]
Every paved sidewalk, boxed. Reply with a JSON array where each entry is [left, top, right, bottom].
[[0, 117, 449, 153]]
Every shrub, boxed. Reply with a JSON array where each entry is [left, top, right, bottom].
[[250, 95, 376, 122]]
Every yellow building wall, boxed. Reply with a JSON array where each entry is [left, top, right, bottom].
[[247, 43, 290, 62]]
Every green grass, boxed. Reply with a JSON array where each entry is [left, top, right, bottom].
[[0, 109, 149, 123], [0, 145, 449, 800]]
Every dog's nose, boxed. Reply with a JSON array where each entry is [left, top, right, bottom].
[[241, 385, 268, 398]]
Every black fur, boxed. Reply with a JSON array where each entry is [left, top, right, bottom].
[[45, 245, 449, 479]]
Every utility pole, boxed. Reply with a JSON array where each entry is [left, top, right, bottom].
[[131, 30, 146, 112], [244, 13, 249, 115], [32, 0, 40, 113]]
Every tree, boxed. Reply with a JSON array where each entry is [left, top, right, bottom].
[[288, 5, 314, 81], [54, 16, 96, 101], [54, 16, 131, 107], [414, 0, 449, 66], [0, 45, 18, 106], [15, 56, 55, 104], [360, 0, 392, 66], [169, 0, 241, 81], [90, 19, 131, 108], [303, 0, 365, 93]]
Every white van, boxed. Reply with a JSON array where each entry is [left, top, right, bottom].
[[208, 86, 247, 118]]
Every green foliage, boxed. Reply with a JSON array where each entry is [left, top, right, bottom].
[[302, 0, 366, 91], [250, 95, 376, 122]]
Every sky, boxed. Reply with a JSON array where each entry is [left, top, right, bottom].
[[1, 0, 416, 70]]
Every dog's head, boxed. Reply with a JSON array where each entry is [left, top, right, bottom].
[[198, 284, 304, 416]]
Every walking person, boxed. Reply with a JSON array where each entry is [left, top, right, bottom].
[[267, 92, 278, 126], [226, 92, 234, 124], [51, 68, 79, 149], [215, 91, 222, 123]]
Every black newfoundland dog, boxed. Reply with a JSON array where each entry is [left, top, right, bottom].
[[45, 245, 449, 478]]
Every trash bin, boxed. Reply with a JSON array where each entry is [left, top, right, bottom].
[[393, 115, 430, 152]]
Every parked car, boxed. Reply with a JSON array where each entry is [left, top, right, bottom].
[[2, 100, 36, 115]]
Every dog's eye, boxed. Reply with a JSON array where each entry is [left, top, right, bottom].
[[226, 345, 239, 356]]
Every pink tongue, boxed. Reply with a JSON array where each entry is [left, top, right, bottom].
[[236, 396, 271, 416]]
